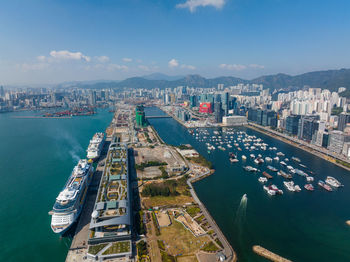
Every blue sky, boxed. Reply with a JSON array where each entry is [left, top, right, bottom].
[[0, 0, 350, 84]]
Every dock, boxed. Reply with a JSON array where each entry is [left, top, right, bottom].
[[65, 139, 110, 262], [253, 245, 292, 262]]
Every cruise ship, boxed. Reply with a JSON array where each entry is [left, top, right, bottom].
[[86, 132, 105, 161], [49, 159, 94, 234]]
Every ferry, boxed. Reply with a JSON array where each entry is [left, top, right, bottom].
[[325, 176, 343, 188], [318, 180, 333, 191], [87, 132, 105, 161], [49, 159, 94, 234]]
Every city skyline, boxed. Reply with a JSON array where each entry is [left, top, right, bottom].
[[1, 0, 350, 84]]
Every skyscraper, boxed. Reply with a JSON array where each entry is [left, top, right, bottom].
[[214, 102, 223, 123], [89, 90, 96, 106], [221, 92, 229, 115], [338, 112, 350, 131], [135, 105, 147, 128], [0, 86, 4, 98]]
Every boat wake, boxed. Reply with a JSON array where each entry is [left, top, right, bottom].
[[234, 194, 249, 258]]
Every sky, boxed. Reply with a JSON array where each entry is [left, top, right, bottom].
[[0, 0, 350, 85]]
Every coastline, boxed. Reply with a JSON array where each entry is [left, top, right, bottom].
[[146, 111, 237, 262], [246, 123, 350, 172], [188, 173, 237, 262]]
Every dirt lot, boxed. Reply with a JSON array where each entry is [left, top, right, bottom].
[[177, 255, 198, 262], [142, 195, 194, 209], [135, 146, 186, 178], [156, 211, 172, 227], [159, 215, 211, 257]]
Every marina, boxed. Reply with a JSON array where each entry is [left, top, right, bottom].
[[146, 106, 350, 262]]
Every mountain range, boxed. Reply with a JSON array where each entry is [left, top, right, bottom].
[[57, 68, 350, 93]]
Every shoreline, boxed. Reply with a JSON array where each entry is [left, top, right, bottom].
[[247, 123, 350, 172], [147, 111, 237, 262]]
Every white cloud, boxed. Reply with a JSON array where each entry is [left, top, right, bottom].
[[17, 62, 49, 71], [181, 64, 196, 70], [37, 55, 46, 62], [168, 58, 179, 68], [249, 64, 265, 69], [96, 56, 110, 63], [176, 0, 225, 12], [49, 50, 91, 62], [106, 64, 128, 71], [169, 58, 196, 70], [123, 58, 133, 62], [219, 64, 247, 71]]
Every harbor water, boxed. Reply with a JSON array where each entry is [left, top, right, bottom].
[[0, 109, 113, 262], [145, 107, 350, 262]]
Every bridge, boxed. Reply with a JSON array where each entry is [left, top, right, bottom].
[[145, 115, 172, 119]]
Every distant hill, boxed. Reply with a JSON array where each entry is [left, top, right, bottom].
[[58, 68, 350, 91], [141, 73, 184, 81]]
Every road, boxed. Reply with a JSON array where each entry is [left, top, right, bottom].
[[187, 172, 237, 262]]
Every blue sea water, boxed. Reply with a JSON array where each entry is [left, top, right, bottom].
[[0, 109, 112, 262], [145, 107, 350, 262]]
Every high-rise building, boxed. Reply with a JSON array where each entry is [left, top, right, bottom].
[[135, 105, 148, 128], [328, 130, 350, 154], [89, 90, 96, 106], [286, 115, 301, 135], [338, 112, 350, 131], [256, 109, 263, 125], [262, 110, 277, 127], [189, 95, 197, 108], [0, 86, 4, 98], [51, 92, 56, 105], [247, 108, 257, 122], [214, 102, 223, 123], [298, 116, 319, 141], [221, 92, 229, 115]]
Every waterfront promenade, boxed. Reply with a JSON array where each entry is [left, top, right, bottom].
[[247, 122, 350, 171], [187, 168, 236, 262]]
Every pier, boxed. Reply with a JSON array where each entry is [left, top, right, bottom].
[[65, 139, 110, 262], [253, 245, 292, 262]]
